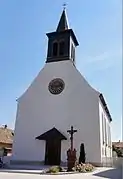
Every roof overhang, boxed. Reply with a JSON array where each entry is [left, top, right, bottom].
[[36, 127, 67, 141], [99, 93, 112, 122], [46, 29, 79, 46]]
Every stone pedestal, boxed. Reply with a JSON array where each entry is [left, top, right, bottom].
[[67, 148, 76, 171]]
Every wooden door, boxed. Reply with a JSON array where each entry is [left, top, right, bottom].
[[45, 139, 61, 165]]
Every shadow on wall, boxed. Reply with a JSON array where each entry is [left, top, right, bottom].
[[93, 167, 122, 179]]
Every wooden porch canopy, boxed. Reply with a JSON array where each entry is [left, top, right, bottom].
[[36, 127, 67, 140]]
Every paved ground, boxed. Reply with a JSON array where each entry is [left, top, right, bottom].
[[0, 167, 122, 179]]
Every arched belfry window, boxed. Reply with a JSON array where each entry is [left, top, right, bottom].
[[53, 42, 58, 56], [59, 41, 65, 56]]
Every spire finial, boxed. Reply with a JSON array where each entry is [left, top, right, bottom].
[[63, 3, 67, 10], [56, 4, 69, 32]]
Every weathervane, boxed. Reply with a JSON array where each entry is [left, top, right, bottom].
[[63, 3, 67, 10]]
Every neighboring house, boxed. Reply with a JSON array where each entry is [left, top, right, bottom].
[[0, 125, 14, 156], [112, 141, 123, 157], [112, 141, 123, 149], [11, 9, 112, 166]]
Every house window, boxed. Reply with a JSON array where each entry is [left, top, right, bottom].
[[53, 42, 58, 56], [59, 41, 65, 56]]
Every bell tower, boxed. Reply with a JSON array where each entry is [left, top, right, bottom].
[[46, 9, 79, 64]]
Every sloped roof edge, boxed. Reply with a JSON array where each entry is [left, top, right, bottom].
[[99, 93, 112, 121], [36, 127, 67, 140]]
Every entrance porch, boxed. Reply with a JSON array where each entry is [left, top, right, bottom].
[[36, 127, 67, 165]]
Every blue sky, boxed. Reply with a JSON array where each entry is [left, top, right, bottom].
[[0, 0, 122, 141]]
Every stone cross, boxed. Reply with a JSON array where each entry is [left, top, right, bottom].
[[67, 126, 77, 151]]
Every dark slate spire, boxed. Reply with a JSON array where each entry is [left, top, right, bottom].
[[56, 9, 69, 32], [46, 8, 79, 63]]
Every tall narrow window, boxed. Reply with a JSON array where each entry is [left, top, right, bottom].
[[59, 41, 65, 56], [108, 125, 111, 147], [71, 44, 75, 60], [53, 42, 58, 56], [102, 113, 105, 144], [73, 47, 75, 61], [71, 44, 73, 59], [105, 117, 107, 146]]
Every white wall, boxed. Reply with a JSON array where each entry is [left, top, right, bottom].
[[12, 60, 101, 164]]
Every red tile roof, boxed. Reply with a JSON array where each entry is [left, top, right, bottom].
[[0, 126, 14, 144], [112, 141, 123, 148]]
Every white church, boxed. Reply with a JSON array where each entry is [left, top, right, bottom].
[[11, 9, 112, 166]]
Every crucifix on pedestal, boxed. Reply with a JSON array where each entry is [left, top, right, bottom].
[[67, 126, 77, 151], [67, 126, 77, 171]]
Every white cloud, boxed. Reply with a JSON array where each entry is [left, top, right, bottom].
[[78, 48, 122, 71], [88, 48, 121, 64], [87, 52, 110, 64]]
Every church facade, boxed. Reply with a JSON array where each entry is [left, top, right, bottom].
[[11, 10, 112, 166]]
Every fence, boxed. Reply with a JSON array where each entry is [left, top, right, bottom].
[[102, 157, 123, 168]]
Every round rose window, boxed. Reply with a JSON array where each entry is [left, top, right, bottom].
[[48, 78, 65, 95]]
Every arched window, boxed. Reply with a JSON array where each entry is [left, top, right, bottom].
[[53, 42, 58, 56], [59, 41, 65, 56]]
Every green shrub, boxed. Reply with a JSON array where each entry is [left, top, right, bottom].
[[72, 163, 94, 173], [84, 163, 94, 172], [46, 166, 62, 173]]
